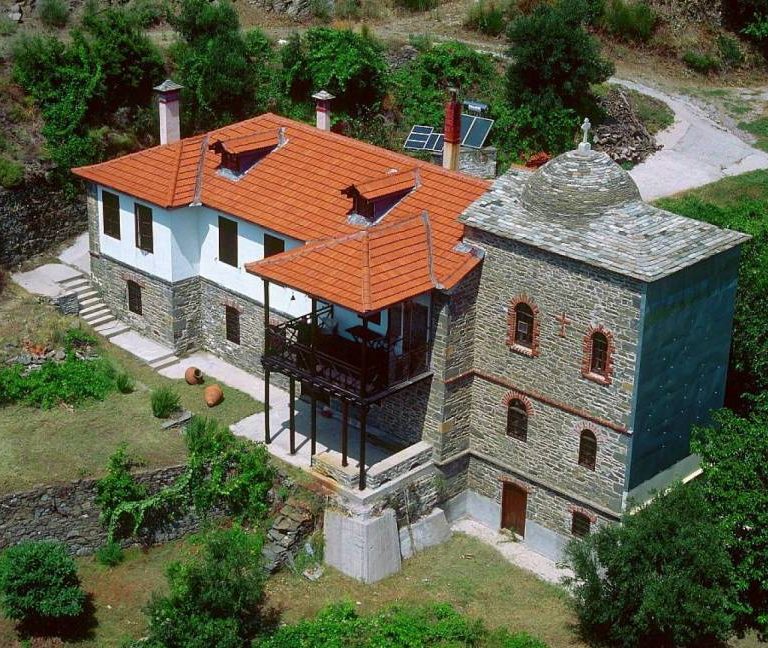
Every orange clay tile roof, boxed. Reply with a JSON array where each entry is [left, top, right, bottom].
[[351, 168, 417, 201], [246, 212, 482, 313], [72, 113, 490, 311], [211, 129, 280, 155]]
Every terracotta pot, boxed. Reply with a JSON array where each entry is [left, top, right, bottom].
[[185, 366, 203, 385], [204, 384, 223, 407]]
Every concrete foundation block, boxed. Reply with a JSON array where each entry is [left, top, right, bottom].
[[324, 508, 401, 584], [399, 507, 451, 559]]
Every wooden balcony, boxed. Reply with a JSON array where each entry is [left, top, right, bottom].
[[262, 305, 431, 405]]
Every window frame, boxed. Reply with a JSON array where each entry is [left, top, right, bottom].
[[506, 295, 540, 357], [506, 398, 529, 441], [127, 280, 142, 315], [225, 305, 241, 345], [102, 190, 121, 240], [513, 303, 534, 348], [582, 326, 614, 385], [218, 216, 238, 267], [571, 512, 591, 537], [578, 430, 597, 470], [263, 233, 285, 258], [134, 203, 154, 253]]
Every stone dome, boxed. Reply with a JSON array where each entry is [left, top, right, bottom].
[[520, 147, 641, 219]]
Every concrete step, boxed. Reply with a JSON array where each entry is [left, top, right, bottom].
[[94, 321, 129, 339], [84, 313, 115, 327], [76, 289, 98, 301], [59, 276, 88, 290], [80, 302, 108, 318], [80, 296, 101, 308], [149, 354, 180, 370]]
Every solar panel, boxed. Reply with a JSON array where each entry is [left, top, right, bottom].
[[425, 133, 441, 151], [462, 116, 494, 149], [404, 124, 434, 150]]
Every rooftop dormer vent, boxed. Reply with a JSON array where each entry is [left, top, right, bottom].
[[343, 168, 419, 225], [209, 128, 286, 178]]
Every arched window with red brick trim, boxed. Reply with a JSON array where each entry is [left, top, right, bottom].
[[507, 295, 540, 357], [506, 399, 528, 441], [571, 511, 591, 537], [578, 430, 597, 470], [582, 325, 614, 384]]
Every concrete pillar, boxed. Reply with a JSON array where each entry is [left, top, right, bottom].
[[312, 90, 335, 132], [154, 79, 183, 145]]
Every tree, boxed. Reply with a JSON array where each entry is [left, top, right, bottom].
[[506, 0, 613, 114], [139, 526, 267, 647], [0, 541, 86, 627], [692, 397, 768, 640], [169, 0, 280, 132], [564, 484, 737, 647], [281, 28, 388, 117]]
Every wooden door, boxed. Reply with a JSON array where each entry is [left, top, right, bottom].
[[501, 483, 527, 537]]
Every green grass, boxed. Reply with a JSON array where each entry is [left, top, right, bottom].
[[661, 169, 768, 207], [625, 88, 674, 135], [740, 110, 768, 153], [0, 283, 262, 494]]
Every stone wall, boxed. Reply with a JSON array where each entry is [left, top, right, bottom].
[[0, 466, 198, 556], [0, 180, 86, 268]]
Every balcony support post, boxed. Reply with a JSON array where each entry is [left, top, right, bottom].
[[310, 298, 318, 457], [358, 317, 369, 490], [263, 280, 271, 445], [341, 400, 349, 467], [289, 377, 296, 455], [358, 404, 367, 490]]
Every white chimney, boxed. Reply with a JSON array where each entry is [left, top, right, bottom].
[[312, 90, 335, 132], [154, 79, 183, 145]]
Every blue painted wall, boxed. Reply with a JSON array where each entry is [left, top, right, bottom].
[[628, 247, 741, 489]]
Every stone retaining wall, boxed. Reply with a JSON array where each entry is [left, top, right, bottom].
[[0, 180, 86, 268], [0, 465, 198, 556]]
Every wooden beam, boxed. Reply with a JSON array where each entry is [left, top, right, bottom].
[[341, 400, 349, 467], [289, 377, 296, 455]]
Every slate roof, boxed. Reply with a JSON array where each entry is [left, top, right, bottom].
[[460, 148, 749, 282], [73, 113, 490, 312]]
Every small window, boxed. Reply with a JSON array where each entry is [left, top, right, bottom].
[[102, 191, 121, 239], [506, 399, 528, 441], [134, 204, 153, 253], [263, 233, 285, 258], [590, 332, 608, 375], [225, 306, 240, 345], [127, 280, 142, 315], [218, 216, 238, 267], [571, 512, 591, 537], [514, 303, 534, 348], [578, 430, 597, 470]]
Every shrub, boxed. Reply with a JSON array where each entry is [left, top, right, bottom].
[[0, 157, 24, 188], [564, 484, 737, 647], [95, 540, 124, 567], [0, 15, 17, 36], [602, 0, 656, 43], [0, 541, 86, 624], [141, 527, 267, 646], [129, 0, 167, 27], [115, 372, 135, 394], [150, 386, 180, 418], [506, 1, 613, 113], [465, 0, 508, 36], [64, 327, 97, 351], [717, 34, 744, 68], [38, 0, 69, 28], [95, 444, 148, 539], [310, 0, 332, 20], [0, 356, 116, 408], [683, 49, 719, 74]]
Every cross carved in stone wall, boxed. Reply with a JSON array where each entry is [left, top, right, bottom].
[[556, 312, 572, 337]]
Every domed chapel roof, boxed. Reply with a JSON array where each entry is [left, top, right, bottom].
[[520, 147, 641, 219]]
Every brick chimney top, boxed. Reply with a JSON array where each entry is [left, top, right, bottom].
[[444, 87, 461, 145], [154, 79, 183, 145]]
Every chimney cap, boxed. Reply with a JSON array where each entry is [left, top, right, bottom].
[[154, 79, 184, 93], [312, 90, 335, 101]]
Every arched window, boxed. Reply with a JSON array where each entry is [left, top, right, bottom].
[[590, 332, 609, 375], [571, 512, 591, 537], [578, 430, 597, 470], [507, 399, 528, 441], [514, 303, 534, 348]]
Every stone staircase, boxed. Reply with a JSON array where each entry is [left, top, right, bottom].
[[56, 274, 180, 370]]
